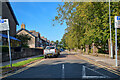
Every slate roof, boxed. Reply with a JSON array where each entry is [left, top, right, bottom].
[[6, 2, 19, 25], [16, 28, 37, 37]]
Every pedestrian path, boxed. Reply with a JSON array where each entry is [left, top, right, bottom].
[[76, 53, 120, 71], [2, 55, 43, 66], [82, 54, 119, 66]]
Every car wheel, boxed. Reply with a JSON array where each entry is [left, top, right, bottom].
[[58, 52, 60, 55], [56, 54, 59, 58], [44, 56, 47, 59]]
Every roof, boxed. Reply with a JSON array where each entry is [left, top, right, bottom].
[[16, 28, 37, 37], [31, 32, 39, 37], [0, 33, 20, 41], [6, 2, 19, 25]]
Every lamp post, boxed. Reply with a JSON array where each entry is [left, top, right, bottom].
[[109, 0, 113, 59]]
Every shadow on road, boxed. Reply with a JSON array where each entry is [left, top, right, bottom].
[[2, 58, 120, 80]]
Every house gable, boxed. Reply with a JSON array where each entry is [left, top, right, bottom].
[[17, 29, 36, 38]]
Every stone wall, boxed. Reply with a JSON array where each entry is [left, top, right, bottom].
[[2, 48, 43, 62]]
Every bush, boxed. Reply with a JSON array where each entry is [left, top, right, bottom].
[[74, 49, 77, 52], [22, 45, 29, 48], [118, 50, 120, 55], [0, 46, 9, 52], [91, 48, 93, 53], [98, 49, 108, 54], [15, 34, 31, 48]]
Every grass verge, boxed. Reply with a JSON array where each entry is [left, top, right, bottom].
[[2, 56, 44, 68], [1, 56, 44, 75]]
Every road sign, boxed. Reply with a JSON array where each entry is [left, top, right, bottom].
[[115, 16, 120, 28], [0, 19, 9, 31], [0, 18, 12, 67], [117, 16, 120, 20], [114, 16, 119, 67]]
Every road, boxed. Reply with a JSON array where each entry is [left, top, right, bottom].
[[2, 52, 120, 80]]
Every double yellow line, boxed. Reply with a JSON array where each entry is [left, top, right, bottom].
[[75, 55, 120, 76]]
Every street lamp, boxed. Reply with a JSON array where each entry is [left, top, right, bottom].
[[109, 0, 113, 59]]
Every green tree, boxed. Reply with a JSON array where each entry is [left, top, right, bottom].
[[51, 41, 54, 43], [16, 34, 31, 48], [55, 40, 59, 45], [53, 2, 120, 54]]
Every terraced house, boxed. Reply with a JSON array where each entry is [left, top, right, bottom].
[[16, 23, 50, 48]]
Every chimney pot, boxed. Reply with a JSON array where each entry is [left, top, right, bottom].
[[21, 23, 25, 29]]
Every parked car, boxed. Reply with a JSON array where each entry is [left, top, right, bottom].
[[44, 46, 60, 58]]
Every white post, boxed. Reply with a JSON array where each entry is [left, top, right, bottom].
[[7, 30, 12, 67], [109, 0, 113, 59], [115, 28, 118, 67]]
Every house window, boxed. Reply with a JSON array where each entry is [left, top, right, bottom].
[[37, 38, 39, 41]]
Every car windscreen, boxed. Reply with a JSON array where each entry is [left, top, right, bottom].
[[46, 47, 55, 49]]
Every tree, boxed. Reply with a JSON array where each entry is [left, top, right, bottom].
[[55, 40, 59, 45], [54, 2, 120, 54], [51, 41, 54, 43], [15, 34, 31, 48]]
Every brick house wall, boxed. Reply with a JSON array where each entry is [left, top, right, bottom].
[[2, 2, 19, 36]]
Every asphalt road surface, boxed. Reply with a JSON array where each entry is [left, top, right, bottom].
[[2, 52, 120, 80]]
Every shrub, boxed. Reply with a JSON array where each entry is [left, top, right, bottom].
[[91, 48, 93, 54], [118, 50, 120, 55], [15, 34, 31, 48], [0, 46, 9, 52]]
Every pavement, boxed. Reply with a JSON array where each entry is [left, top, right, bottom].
[[75, 52, 120, 71], [2, 55, 43, 66], [1, 52, 120, 80]]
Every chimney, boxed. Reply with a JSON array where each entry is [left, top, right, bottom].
[[30, 30, 35, 33], [41, 36, 44, 38], [21, 23, 25, 29], [39, 33, 41, 36]]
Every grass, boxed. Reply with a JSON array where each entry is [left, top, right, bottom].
[[2, 56, 44, 68]]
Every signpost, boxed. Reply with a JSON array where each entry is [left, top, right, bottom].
[[0, 19, 12, 67], [114, 16, 120, 67]]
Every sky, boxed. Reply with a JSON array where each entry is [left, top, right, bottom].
[[10, 2, 67, 42]]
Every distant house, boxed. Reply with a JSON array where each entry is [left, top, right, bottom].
[[41, 36, 50, 48], [17, 23, 49, 49], [41, 36, 46, 48], [16, 23, 38, 48], [47, 40, 50, 46], [29, 30, 41, 47]]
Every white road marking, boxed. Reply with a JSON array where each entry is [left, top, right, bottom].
[[82, 65, 110, 79], [82, 76, 107, 79], [62, 64, 65, 78], [82, 65, 86, 76]]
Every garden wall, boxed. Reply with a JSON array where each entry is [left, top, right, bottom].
[[2, 48, 43, 62]]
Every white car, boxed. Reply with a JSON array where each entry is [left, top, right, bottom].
[[43, 46, 60, 58]]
